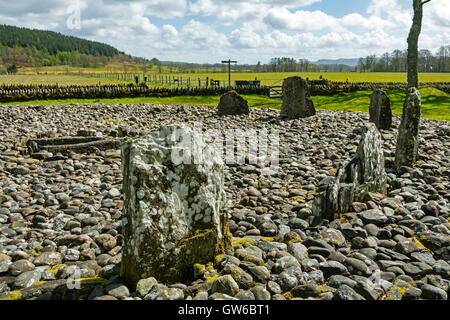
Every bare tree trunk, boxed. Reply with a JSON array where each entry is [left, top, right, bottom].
[[407, 0, 431, 89]]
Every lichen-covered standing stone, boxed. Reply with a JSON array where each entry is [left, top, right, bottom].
[[120, 124, 232, 288], [313, 123, 387, 221], [281, 76, 316, 119], [217, 91, 250, 116], [395, 87, 421, 168], [369, 90, 392, 130]]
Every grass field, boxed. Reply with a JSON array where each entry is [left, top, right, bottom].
[[1, 72, 448, 121], [313, 87, 449, 121], [2, 72, 449, 86], [2, 87, 448, 121], [150, 72, 450, 86]]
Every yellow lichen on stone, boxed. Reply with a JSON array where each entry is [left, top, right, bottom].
[[333, 240, 343, 247], [232, 238, 255, 247], [50, 264, 67, 275], [74, 277, 108, 285], [292, 197, 306, 203], [214, 254, 226, 267], [288, 236, 303, 243], [263, 237, 275, 242], [243, 255, 265, 267], [413, 237, 430, 252], [30, 246, 43, 256], [398, 287, 407, 296], [0, 291, 22, 301], [30, 281, 47, 287], [206, 275, 219, 283]]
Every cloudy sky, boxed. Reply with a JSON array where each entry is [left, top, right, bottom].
[[0, 0, 448, 64]]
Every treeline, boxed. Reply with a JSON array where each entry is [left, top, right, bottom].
[[0, 25, 152, 74], [0, 44, 149, 74], [0, 25, 119, 56], [160, 58, 323, 73], [161, 48, 450, 74], [358, 46, 450, 72]]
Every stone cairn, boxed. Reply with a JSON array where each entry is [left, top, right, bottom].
[[395, 87, 422, 168], [369, 89, 392, 130], [217, 90, 250, 116], [280, 76, 316, 119], [313, 123, 387, 221], [120, 124, 232, 288]]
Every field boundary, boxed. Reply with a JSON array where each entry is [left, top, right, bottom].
[[0, 84, 270, 103], [0, 81, 448, 103]]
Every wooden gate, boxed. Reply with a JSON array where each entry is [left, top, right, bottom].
[[269, 86, 282, 99]]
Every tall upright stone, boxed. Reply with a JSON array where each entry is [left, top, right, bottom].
[[281, 76, 316, 119], [395, 87, 422, 168], [120, 124, 232, 288], [313, 123, 387, 221], [369, 90, 392, 130]]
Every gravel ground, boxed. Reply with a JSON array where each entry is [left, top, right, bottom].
[[0, 103, 449, 301]]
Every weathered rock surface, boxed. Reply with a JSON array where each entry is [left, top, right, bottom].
[[313, 122, 387, 221], [280, 76, 316, 119], [0, 103, 448, 301], [120, 123, 232, 288], [369, 90, 392, 130], [217, 91, 250, 116], [395, 87, 421, 168]]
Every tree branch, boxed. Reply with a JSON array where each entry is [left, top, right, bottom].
[[421, 0, 431, 5]]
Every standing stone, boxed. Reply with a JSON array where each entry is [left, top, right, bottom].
[[217, 91, 250, 115], [369, 90, 392, 130], [120, 124, 232, 288], [395, 87, 421, 168], [353, 123, 388, 194], [313, 123, 387, 221], [281, 76, 316, 119]]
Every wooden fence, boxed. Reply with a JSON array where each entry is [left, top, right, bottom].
[[76, 73, 233, 88]]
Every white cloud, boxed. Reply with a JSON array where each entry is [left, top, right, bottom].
[[0, 0, 448, 63], [263, 8, 339, 32], [189, 0, 322, 25]]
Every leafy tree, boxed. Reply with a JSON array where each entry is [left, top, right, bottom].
[[6, 63, 17, 74]]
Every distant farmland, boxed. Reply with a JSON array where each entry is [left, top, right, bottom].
[[148, 72, 450, 85], [1, 72, 449, 86]]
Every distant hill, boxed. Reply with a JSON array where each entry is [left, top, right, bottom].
[[313, 58, 360, 67], [0, 24, 150, 73], [0, 25, 120, 57]]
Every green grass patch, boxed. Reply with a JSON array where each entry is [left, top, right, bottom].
[[0, 94, 282, 110], [312, 87, 449, 121], [1, 88, 448, 121]]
